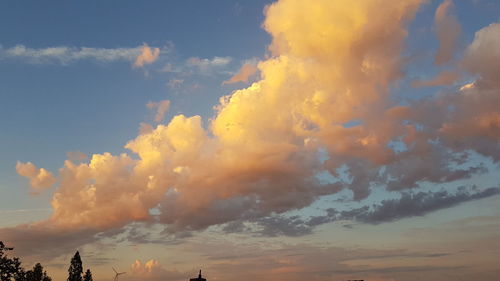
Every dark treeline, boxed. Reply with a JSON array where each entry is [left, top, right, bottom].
[[0, 241, 93, 281]]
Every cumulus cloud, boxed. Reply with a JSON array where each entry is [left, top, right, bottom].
[[434, 0, 461, 64], [223, 63, 259, 84], [463, 23, 500, 83], [36, 0, 426, 233], [437, 23, 500, 159], [130, 259, 184, 281], [16, 161, 56, 192], [0, 45, 151, 65], [4, 0, 500, 259], [134, 44, 161, 68], [146, 100, 171, 123]]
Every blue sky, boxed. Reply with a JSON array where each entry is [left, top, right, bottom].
[[0, 0, 272, 194], [1, 1, 500, 281]]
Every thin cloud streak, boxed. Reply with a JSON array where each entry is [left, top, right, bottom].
[[0, 44, 166, 65]]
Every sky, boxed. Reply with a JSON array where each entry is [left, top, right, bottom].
[[0, 0, 499, 281]]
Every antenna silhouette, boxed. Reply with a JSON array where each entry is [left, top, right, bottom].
[[112, 267, 126, 281]]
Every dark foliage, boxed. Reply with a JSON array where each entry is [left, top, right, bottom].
[[67, 252, 83, 281], [25, 263, 51, 281], [83, 269, 92, 281], [1, 242, 91, 281], [0, 242, 23, 281]]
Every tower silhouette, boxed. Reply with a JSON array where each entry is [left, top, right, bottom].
[[189, 269, 206, 281]]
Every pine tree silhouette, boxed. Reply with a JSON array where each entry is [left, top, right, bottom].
[[26, 263, 51, 281], [67, 252, 83, 281]]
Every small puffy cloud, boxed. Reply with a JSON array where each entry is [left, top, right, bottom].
[[16, 161, 56, 192], [411, 70, 460, 87], [139, 122, 155, 135], [130, 260, 184, 281], [167, 79, 184, 89], [223, 63, 259, 85], [66, 151, 88, 163], [434, 0, 461, 64], [146, 100, 171, 122], [133, 44, 161, 68], [187, 56, 232, 75]]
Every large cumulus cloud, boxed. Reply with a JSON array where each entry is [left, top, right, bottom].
[[8, 0, 500, 259]]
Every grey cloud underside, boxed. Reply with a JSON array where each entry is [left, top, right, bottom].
[[226, 187, 500, 237], [2, 187, 498, 260]]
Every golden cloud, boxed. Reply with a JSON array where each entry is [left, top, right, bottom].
[[8, 0, 500, 249], [134, 44, 160, 68]]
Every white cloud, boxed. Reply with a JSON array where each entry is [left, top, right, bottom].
[[186, 56, 232, 75], [0, 44, 168, 65]]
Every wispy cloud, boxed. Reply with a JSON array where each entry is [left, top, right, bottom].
[[0, 44, 168, 65], [0, 208, 51, 214], [186, 56, 232, 75], [240, 186, 500, 237], [146, 100, 170, 123]]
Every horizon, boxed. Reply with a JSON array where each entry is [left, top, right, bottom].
[[0, 0, 499, 280]]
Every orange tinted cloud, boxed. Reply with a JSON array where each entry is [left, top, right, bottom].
[[223, 63, 259, 84], [463, 23, 500, 83], [16, 161, 56, 192], [134, 44, 160, 67], [131, 260, 184, 281], [434, 0, 461, 64], [147, 100, 171, 122], [7, 0, 500, 251], [411, 70, 460, 87], [438, 24, 500, 155], [21, 0, 424, 233]]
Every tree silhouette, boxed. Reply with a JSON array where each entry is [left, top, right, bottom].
[[25, 263, 51, 281], [83, 269, 92, 281], [0, 242, 23, 281], [67, 252, 83, 281]]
